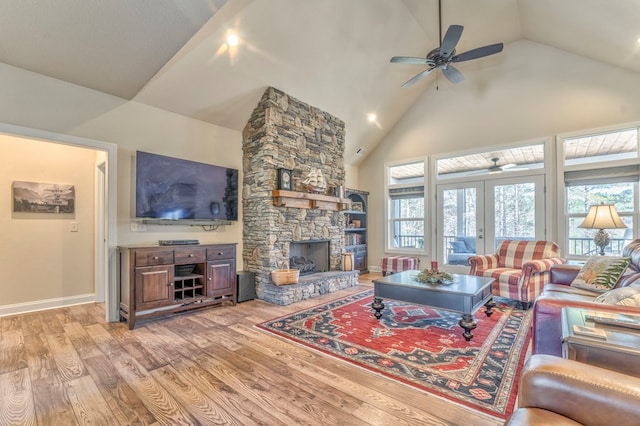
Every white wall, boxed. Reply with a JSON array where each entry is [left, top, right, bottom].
[[344, 164, 359, 189], [358, 40, 640, 269], [0, 63, 243, 312]]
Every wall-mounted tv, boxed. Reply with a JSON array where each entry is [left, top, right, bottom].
[[135, 151, 238, 221]]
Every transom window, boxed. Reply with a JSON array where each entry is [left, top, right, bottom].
[[436, 143, 545, 179]]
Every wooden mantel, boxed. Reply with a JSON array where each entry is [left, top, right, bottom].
[[272, 190, 351, 211]]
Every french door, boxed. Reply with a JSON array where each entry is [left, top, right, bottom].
[[436, 175, 545, 271]]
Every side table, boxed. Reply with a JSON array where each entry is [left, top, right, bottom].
[[561, 307, 640, 377]]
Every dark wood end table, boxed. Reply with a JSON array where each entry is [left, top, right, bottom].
[[561, 307, 640, 377]]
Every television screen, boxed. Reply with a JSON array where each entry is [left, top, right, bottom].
[[135, 151, 238, 221]]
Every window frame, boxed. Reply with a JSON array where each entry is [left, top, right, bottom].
[[431, 138, 553, 263], [556, 122, 640, 260]]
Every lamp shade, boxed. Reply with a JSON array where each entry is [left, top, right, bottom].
[[578, 202, 627, 230]]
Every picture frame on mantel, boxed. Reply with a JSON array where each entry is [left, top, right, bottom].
[[277, 168, 293, 190]]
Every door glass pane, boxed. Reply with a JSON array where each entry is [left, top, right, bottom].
[[442, 188, 477, 265], [493, 183, 536, 249]]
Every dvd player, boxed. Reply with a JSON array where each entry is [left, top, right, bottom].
[[158, 239, 200, 246]]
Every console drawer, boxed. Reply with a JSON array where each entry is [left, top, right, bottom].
[[135, 250, 174, 267], [174, 247, 206, 264], [207, 244, 236, 260]]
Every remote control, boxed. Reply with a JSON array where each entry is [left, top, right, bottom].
[[572, 324, 607, 339], [584, 314, 640, 330]]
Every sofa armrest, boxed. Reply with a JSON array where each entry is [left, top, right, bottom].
[[549, 264, 581, 285], [468, 254, 499, 274], [522, 257, 566, 274], [506, 355, 640, 425]]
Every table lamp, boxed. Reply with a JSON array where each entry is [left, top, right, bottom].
[[578, 202, 627, 256]]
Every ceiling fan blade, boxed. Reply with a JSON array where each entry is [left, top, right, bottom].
[[452, 43, 504, 62], [401, 67, 436, 88], [390, 56, 436, 66], [442, 65, 464, 84], [440, 24, 463, 57]]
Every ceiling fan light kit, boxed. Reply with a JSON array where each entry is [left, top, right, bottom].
[[390, 1, 504, 87]]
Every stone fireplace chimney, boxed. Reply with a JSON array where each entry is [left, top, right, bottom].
[[242, 87, 357, 304]]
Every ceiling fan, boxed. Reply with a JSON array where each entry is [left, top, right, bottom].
[[487, 157, 516, 174], [390, 0, 504, 87]]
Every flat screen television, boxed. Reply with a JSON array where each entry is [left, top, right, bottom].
[[135, 151, 238, 221]]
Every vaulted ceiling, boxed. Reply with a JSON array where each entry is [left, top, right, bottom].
[[1, 0, 639, 165]]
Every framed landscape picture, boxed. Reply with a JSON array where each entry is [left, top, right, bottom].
[[12, 181, 75, 214]]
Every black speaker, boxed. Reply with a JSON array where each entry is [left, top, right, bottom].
[[237, 271, 256, 302]]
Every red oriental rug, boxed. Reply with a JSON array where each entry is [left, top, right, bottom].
[[256, 290, 531, 420]]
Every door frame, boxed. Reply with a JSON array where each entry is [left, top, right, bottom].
[[436, 174, 547, 271], [0, 123, 118, 322], [95, 160, 107, 303]]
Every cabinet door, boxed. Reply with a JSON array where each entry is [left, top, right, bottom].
[[135, 265, 174, 310], [207, 259, 236, 297]]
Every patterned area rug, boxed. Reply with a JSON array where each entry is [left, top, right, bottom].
[[256, 289, 531, 420]]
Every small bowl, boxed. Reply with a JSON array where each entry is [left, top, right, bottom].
[[175, 264, 196, 276]]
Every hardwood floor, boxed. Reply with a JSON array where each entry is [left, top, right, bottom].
[[0, 274, 503, 425]]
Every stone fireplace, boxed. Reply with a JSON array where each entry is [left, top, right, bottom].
[[242, 87, 358, 305]]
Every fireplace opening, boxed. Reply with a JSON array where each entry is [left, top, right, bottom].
[[289, 240, 330, 275]]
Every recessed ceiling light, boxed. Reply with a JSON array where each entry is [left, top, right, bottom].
[[227, 33, 239, 47], [367, 113, 377, 123]]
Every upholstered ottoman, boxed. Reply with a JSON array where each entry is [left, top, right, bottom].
[[381, 256, 420, 276]]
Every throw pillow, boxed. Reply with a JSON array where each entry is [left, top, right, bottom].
[[594, 286, 640, 307], [460, 236, 476, 253], [571, 256, 631, 293], [451, 240, 468, 253]]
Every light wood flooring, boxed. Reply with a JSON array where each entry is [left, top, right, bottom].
[[0, 274, 503, 425]]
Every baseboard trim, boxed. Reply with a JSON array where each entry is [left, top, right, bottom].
[[0, 293, 96, 317]]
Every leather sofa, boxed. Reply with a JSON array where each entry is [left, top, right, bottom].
[[505, 354, 640, 425], [532, 239, 640, 357]]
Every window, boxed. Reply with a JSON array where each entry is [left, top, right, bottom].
[[387, 161, 425, 251], [561, 126, 640, 257], [566, 181, 635, 256]]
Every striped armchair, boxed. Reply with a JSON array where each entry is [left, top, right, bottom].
[[468, 240, 565, 307]]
